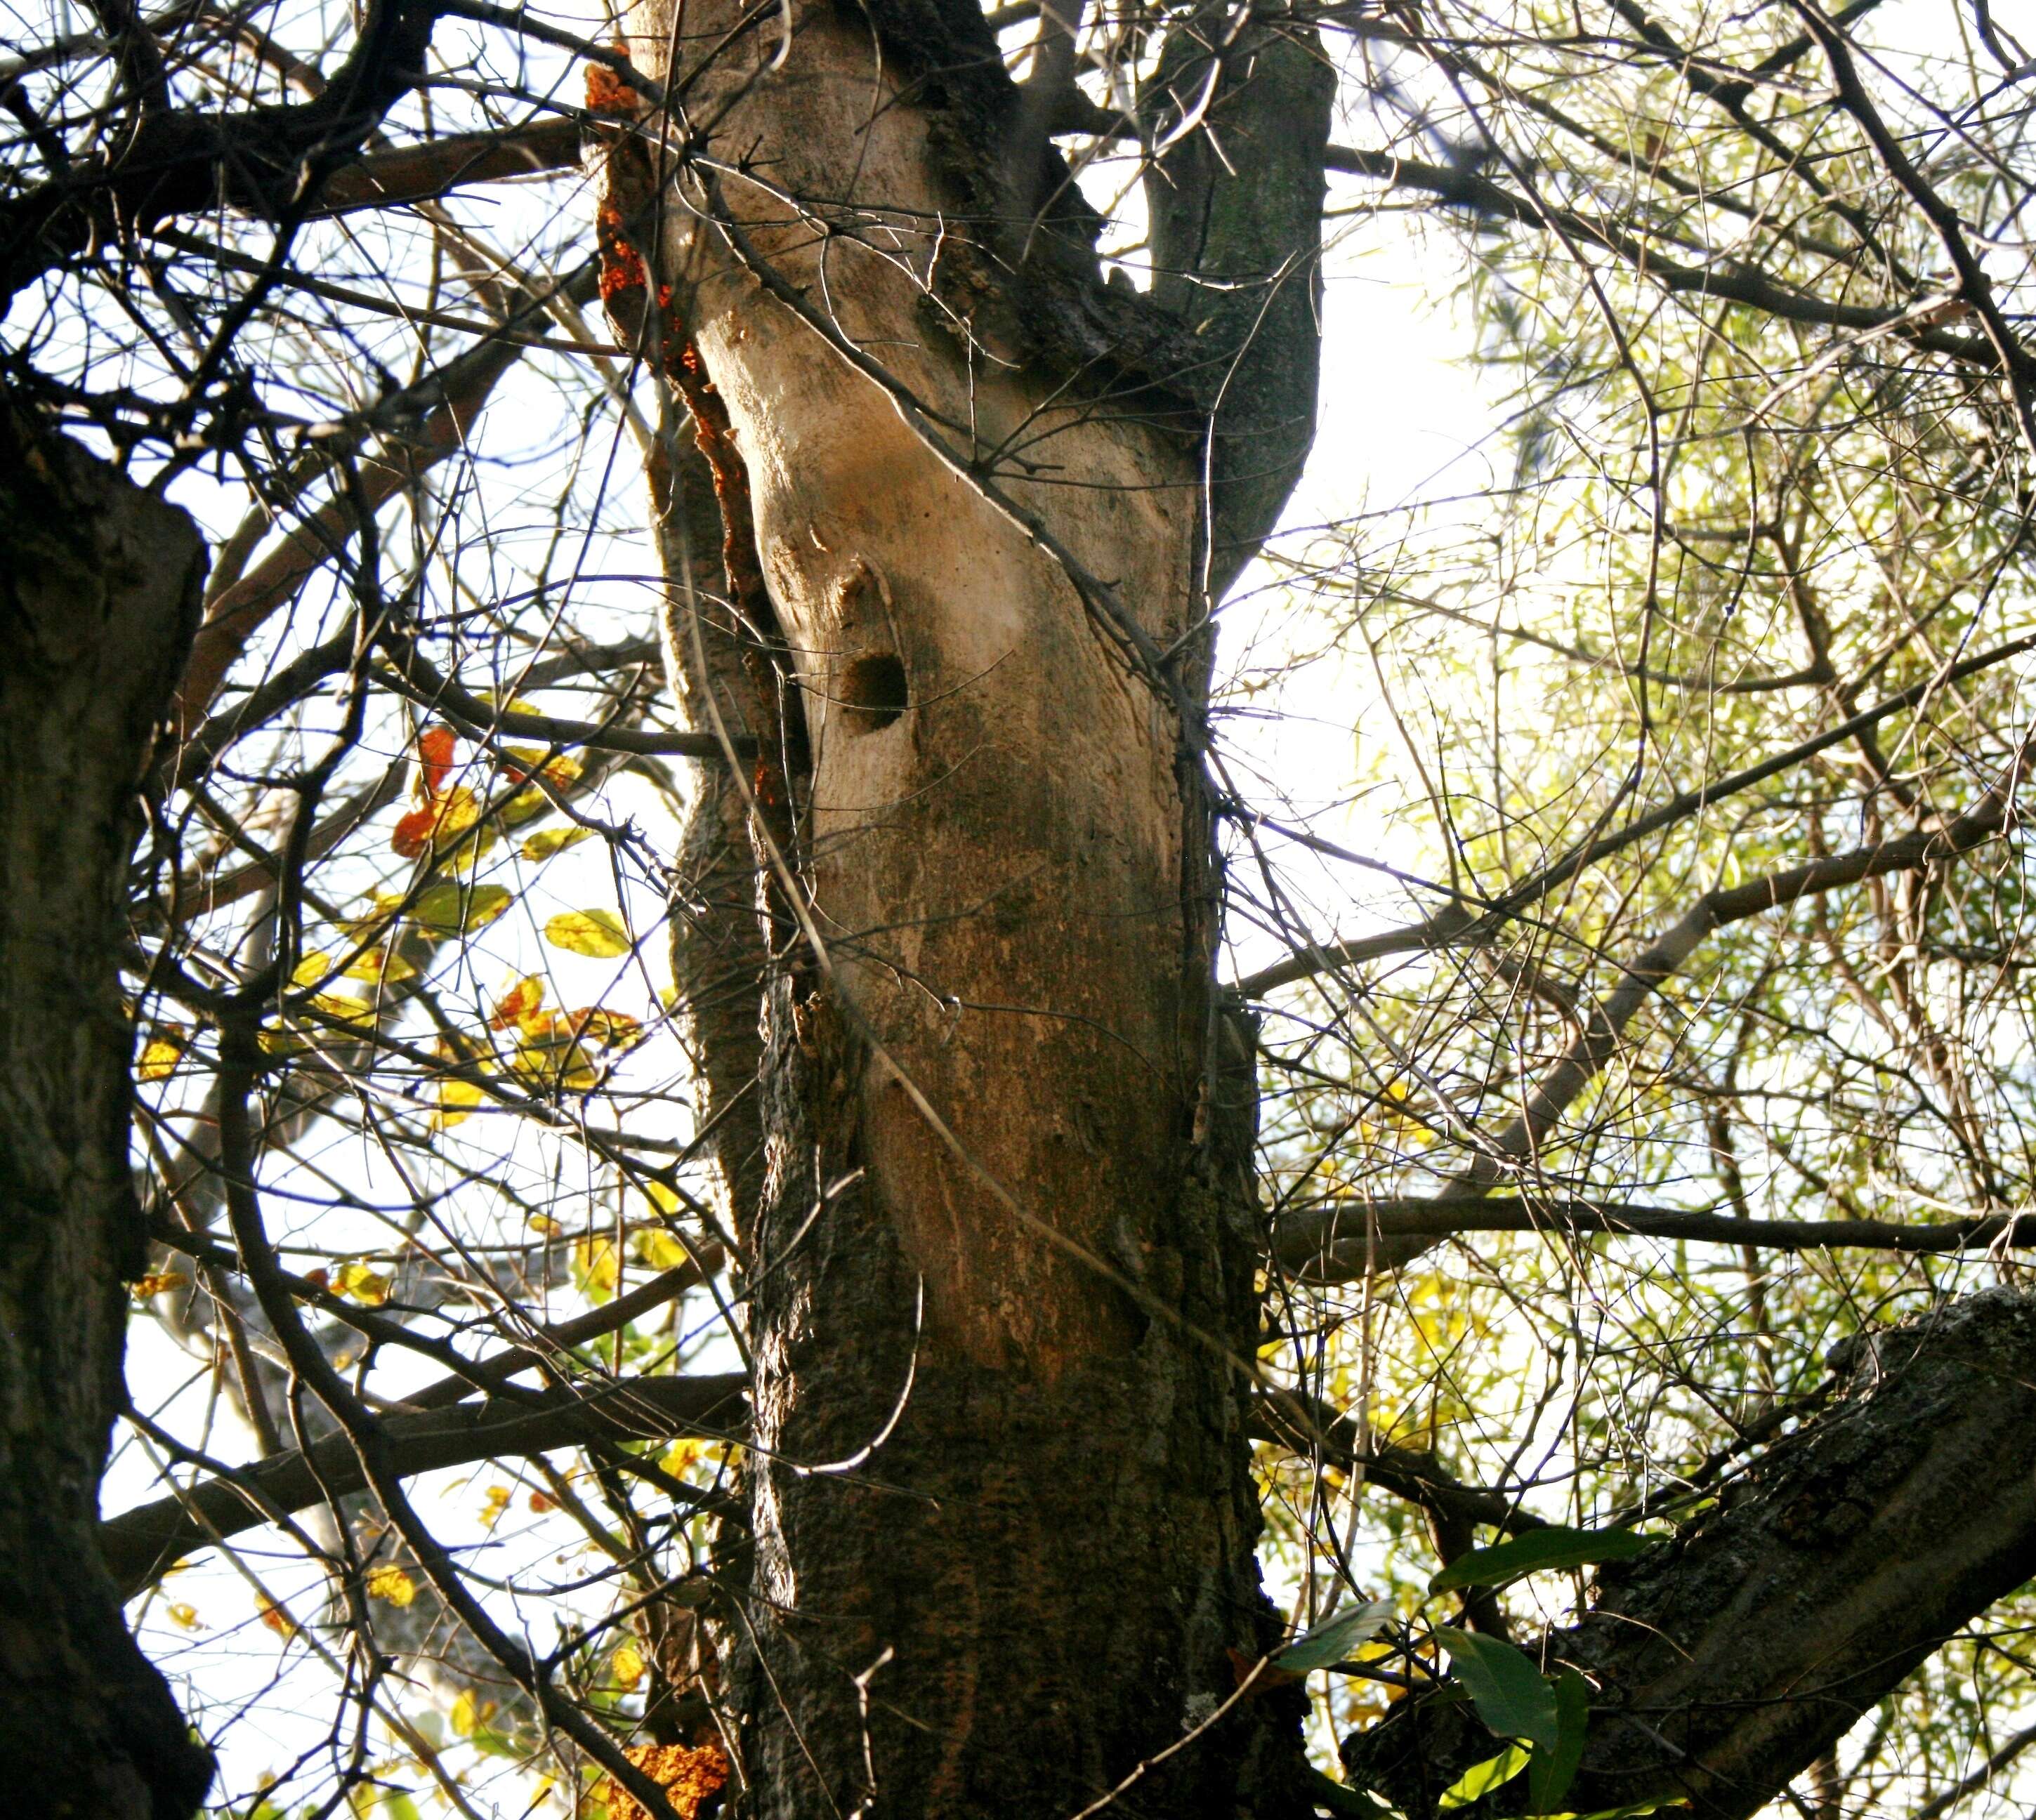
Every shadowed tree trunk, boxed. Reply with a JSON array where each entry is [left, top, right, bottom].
[[0, 412, 216, 1819]]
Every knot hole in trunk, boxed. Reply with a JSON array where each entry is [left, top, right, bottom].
[[836, 650, 909, 733]]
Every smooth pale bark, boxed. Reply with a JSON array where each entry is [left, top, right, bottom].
[[1343, 1288, 2036, 1820], [0, 414, 215, 1819], [613, 7, 1307, 1812]]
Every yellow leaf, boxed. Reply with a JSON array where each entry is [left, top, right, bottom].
[[256, 1595, 297, 1639], [634, 1228, 690, 1271], [450, 1689, 495, 1738], [530, 1213, 562, 1236], [166, 1602, 202, 1631], [480, 1484, 511, 1526], [660, 1438, 707, 1477], [341, 945, 416, 985], [433, 1074, 485, 1131], [513, 1031, 599, 1092], [335, 1262, 392, 1306], [365, 1564, 416, 1607], [130, 1270, 188, 1301], [309, 989, 376, 1028], [543, 909, 632, 959], [409, 882, 513, 937], [638, 1179, 683, 1217], [138, 1036, 182, 1083], [577, 1236, 619, 1296], [611, 1642, 645, 1689], [444, 818, 501, 875], [290, 951, 333, 988], [520, 824, 596, 862], [490, 975, 549, 1034]]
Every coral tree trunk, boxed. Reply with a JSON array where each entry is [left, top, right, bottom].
[[0, 413, 214, 1818], [617, 6, 1304, 1813]]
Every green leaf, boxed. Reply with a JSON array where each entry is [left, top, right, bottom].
[[1304, 1768, 1401, 1819], [1279, 1598, 1395, 1672], [409, 882, 512, 936], [1439, 1743, 1532, 1810], [544, 908, 631, 958], [1527, 1668, 1591, 1814], [1437, 1631, 1560, 1750], [1430, 1526, 1648, 1595]]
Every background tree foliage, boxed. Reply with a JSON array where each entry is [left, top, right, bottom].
[[8, 0, 2036, 1811]]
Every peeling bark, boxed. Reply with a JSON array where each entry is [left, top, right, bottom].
[[0, 414, 215, 1819], [1343, 1288, 2036, 1820]]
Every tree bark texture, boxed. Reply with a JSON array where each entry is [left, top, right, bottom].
[[0, 414, 215, 1819], [610, 5, 1320, 1810], [1343, 1286, 2036, 1820], [648, 405, 774, 1231]]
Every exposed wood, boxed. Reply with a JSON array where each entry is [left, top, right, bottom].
[[603, 0, 1325, 1805]]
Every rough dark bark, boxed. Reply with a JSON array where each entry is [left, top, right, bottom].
[[0, 414, 215, 1819], [1343, 1287, 2036, 1820], [648, 407, 774, 1232]]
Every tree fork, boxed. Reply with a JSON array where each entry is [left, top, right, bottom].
[[0, 411, 216, 1818]]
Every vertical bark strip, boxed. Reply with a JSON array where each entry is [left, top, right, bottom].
[[1145, 1, 1335, 598], [612, 7, 1310, 1811], [0, 413, 214, 1819]]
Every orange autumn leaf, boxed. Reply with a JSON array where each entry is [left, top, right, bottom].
[[391, 805, 438, 858], [490, 975, 547, 1032], [418, 725, 458, 799], [560, 1006, 643, 1050], [390, 786, 480, 858]]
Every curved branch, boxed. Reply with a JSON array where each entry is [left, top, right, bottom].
[[0, 0, 446, 303], [105, 1372, 747, 1597]]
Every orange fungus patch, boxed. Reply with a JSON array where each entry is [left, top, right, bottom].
[[605, 1743, 730, 1820]]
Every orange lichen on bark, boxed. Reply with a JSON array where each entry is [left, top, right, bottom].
[[605, 1742, 730, 1820]]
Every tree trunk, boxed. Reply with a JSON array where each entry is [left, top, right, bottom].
[[608, 6, 1317, 1810], [0, 413, 215, 1819], [1343, 1286, 2036, 1820]]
